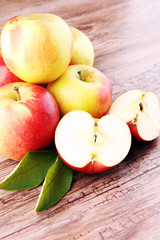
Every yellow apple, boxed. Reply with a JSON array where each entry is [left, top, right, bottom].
[[1, 14, 73, 84], [47, 64, 112, 118], [70, 26, 94, 66]]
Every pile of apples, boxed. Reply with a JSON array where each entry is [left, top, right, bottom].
[[0, 13, 159, 174]]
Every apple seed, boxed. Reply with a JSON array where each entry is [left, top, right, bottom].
[[139, 102, 143, 111], [94, 134, 97, 143]]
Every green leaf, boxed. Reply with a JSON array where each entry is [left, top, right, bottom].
[[35, 156, 73, 212], [0, 149, 57, 191]]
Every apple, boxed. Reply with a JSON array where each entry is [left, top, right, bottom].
[[0, 49, 23, 87], [70, 26, 94, 66], [55, 110, 131, 174], [0, 13, 73, 84], [0, 82, 60, 161], [47, 64, 112, 118], [109, 89, 160, 141]]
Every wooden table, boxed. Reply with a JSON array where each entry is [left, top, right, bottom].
[[0, 0, 160, 239]]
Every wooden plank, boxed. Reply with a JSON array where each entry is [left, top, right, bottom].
[[0, 0, 160, 239]]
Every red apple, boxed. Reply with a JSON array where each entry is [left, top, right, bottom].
[[0, 49, 23, 87], [109, 89, 160, 141], [55, 110, 131, 174], [0, 82, 60, 161]]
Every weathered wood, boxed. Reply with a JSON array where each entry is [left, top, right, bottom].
[[0, 0, 160, 239]]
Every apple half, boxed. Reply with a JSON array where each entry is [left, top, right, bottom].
[[109, 90, 160, 141], [55, 110, 131, 174]]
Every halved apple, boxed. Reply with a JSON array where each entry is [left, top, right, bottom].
[[55, 110, 131, 174], [109, 89, 160, 141]]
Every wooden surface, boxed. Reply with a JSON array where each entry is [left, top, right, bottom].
[[0, 0, 160, 239]]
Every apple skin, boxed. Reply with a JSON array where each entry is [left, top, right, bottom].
[[0, 82, 60, 161], [58, 155, 112, 174], [47, 65, 112, 118], [0, 13, 73, 84], [69, 26, 94, 66], [0, 49, 23, 87], [129, 124, 143, 141]]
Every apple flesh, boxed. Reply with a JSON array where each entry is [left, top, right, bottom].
[[0, 82, 60, 161], [1, 13, 73, 84], [55, 110, 131, 174], [47, 64, 112, 118], [70, 26, 94, 66], [109, 89, 160, 141], [0, 49, 23, 87]]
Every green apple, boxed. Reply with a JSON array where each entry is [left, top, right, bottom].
[[70, 26, 94, 66], [1, 13, 73, 84], [0, 82, 60, 161], [47, 64, 112, 118]]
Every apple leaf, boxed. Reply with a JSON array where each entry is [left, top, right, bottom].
[[0, 149, 57, 191], [35, 156, 73, 212]]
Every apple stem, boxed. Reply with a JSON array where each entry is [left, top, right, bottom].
[[130, 118, 136, 125], [91, 155, 96, 164], [78, 71, 85, 82], [13, 86, 21, 101], [130, 113, 138, 125]]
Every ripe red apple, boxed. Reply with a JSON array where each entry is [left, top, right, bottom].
[[109, 89, 160, 141], [47, 65, 112, 118], [0, 82, 60, 161], [55, 110, 131, 174], [0, 49, 23, 87]]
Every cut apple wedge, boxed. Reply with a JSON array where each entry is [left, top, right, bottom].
[[109, 89, 160, 141], [55, 110, 131, 174]]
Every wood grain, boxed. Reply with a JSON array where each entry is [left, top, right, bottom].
[[0, 0, 160, 239]]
